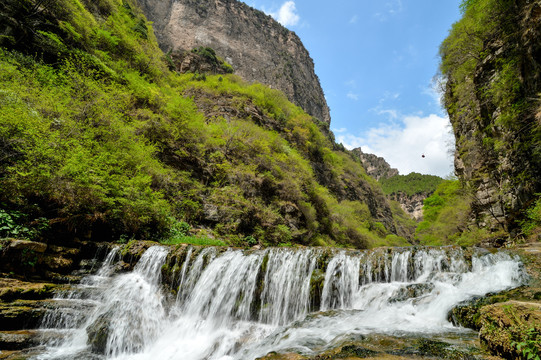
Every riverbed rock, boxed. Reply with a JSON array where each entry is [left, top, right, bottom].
[[388, 283, 435, 303], [0, 301, 48, 330], [447, 294, 509, 330], [478, 301, 541, 359], [86, 312, 112, 354], [0, 330, 40, 350], [0, 279, 59, 302], [256, 353, 307, 360]]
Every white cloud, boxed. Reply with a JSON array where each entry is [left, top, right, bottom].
[[349, 15, 358, 24], [347, 92, 359, 101], [387, 0, 403, 15], [376, 109, 398, 120], [378, 91, 400, 103], [269, 1, 300, 27], [374, 0, 403, 21], [336, 114, 455, 177], [370, 92, 401, 119], [345, 79, 357, 88], [332, 127, 347, 134]]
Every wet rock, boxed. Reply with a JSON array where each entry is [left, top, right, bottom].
[[256, 353, 307, 360], [414, 339, 475, 360], [0, 347, 49, 360], [388, 283, 435, 303], [309, 269, 325, 310], [447, 294, 509, 330], [328, 344, 377, 358], [0, 301, 47, 330], [120, 240, 158, 269], [0, 330, 39, 350], [86, 312, 112, 354]]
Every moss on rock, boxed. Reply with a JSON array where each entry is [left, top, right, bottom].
[[479, 301, 541, 359]]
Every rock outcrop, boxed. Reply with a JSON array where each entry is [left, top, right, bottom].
[[350, 148, 429, 221], [135, 0, 331, 124], [389, 192, 426, 221], [351, 148, 398, 181]]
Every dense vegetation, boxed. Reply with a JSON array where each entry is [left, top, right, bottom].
[[380, 173, 443, 197], [0, 0, 412, 248], [439, 0, 541, 236], [414, 180, 477, 245]]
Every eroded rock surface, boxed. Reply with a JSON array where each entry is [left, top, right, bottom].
[[136, 0, 331, 124]]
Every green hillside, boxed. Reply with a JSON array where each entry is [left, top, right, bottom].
[[380, 173, 443, 197], [0, 0, 412, 248]]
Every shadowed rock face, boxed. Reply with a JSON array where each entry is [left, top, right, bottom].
[[136, 0, 331, 124], [442, 0, 541, 232]]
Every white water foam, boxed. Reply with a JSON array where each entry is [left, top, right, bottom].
[[35, 246, 525, 360]]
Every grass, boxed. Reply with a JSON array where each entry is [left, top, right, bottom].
[[160, 235, 226, 247]]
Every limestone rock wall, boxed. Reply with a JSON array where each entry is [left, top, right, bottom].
[[442, 0, 541, 232], [351, 148, 399, 181], [136, 0, 331, 123], [389, 192, 427, 221]]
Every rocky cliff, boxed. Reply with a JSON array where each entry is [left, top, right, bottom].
[[388, 192, 426, 221], [440, 0, 541, 233], [351, 148, 399, 181], [349, 149, 435, 221], [136, 0, 331, 124]]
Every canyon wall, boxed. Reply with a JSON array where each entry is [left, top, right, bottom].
[[440, 0, 541, 232], [136, 0, 331, 124]]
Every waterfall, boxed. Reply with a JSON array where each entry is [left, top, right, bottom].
[[321, 251, 360, 310], [35, 246, 525, 360]]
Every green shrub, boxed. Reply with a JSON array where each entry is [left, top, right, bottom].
[[415, 180, 471, 245], [520, 194, 541, 235], [0, 209, 48, 240], [380, 173, 443, 196], [512, 328, 541, 360], [160, 235, 226, 247]]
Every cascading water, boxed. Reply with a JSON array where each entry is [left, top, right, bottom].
[[35, 245, 525, 360]]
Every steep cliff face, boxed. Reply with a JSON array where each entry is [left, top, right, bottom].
[[351, 148, 399, 181], [440, 0, 541, 233], [389, 193, 426, 221], [136, 0, 331, 124]]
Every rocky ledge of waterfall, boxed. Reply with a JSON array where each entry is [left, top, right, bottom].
[[448, 242, 541, 359], [0, 238, 108, 357], [1, 239, 541, 359]]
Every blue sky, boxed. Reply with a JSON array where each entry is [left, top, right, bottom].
[[244, 0, 462, 177]]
